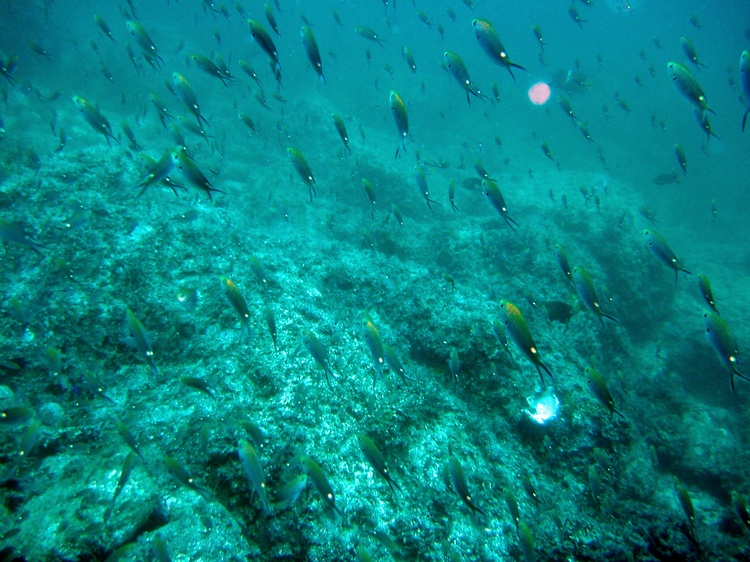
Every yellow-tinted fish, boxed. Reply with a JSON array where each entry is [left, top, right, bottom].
[[402, 46, 417, 73], [448, 455, 485, 515], [500, 300, 553, 387], [362, 179, 376, 218], [248, 20, 280, 79], [170, 150, 223, 200], [571, 266, 619, 327], [300, 455, 343, 517], [126, 20, 163, 69], [472, 18, 526, 81], [415, 165, 439, 210], [355, 26, 385, 47], [220, 277, 252, 335], [680, 37, 705, 70], [674, 143, 687, 176], [72, 96, 117, 146], [94, 15, 117, 44], [301, 26, 325, 83], [443, 51, 485, 105], [164, 456, 208, 498], [531, 25, 546, 51], [584, 366, 624, 419], [332, 113, 351, 154], [482, 179, 518, 231], [389, 90, 408, 158], [697, 274, 719, 314], [357, 434, 402, 494], [171, 72, 209, 128], [703, 311, 748, 393], [123, 309, 157, 375], [264, 3, 280, 36], [288, 147, 316, 201], [643, 229, 691, 284], [189, 54, 232, 86], [667, 61, 714, 115], [301, 329, 334, 387], [238, 439, 271, 513]]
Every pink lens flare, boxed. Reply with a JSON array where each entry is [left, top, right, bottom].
[[528, 82, 551, 105]]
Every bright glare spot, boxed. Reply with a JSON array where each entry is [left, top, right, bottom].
[[525, 387, 560, 425], [528, 82, 551, 105]]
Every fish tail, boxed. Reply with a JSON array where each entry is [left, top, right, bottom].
[[743, 110, 749, 132]]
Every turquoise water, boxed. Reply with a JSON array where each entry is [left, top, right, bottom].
[[1, 0, 750, 560]]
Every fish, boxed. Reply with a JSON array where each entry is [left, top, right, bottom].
[[568, 5, 586, 28], [170, 150, 223, 200], [389, 90, 408, 158], [361, 179, 377, 218], [472, 19, 526, 81], [584, 366, 624, 419], [732, 491, 750, 530], [571, 266, 619, 327], [518, 520, 534, 562], [301, 329, 335, 388], [150, 93, 174, 128], [499, 300, 554, 387], [541, 300, 574, 325], [189, 54, 232, 86], [239, 60, 263, 87], [238, 439, 271, 513], [361, 314, 385, 385], [674, 143, 687, 176], [643, 229, 691, 284], [448, 180, 458, 211], [171, 72, 209, 129], [680, 37, 705, 70], [557, 95, 579, 124], [332, 113, 351, 154], [531, 25, 547, 51], [589, 465, 602, 512], [163, 456, 208, 498], [482, 179, 518, 231], [108, 452, 138, 511], [179, 376, 216, 399], [443, 51, 485, 105], [300, 455, 343, 517], [264, 308, 278, 351], [72, 96, 118, 146], [504, 489, 520, 531], [356, 434, 402, 494], [703, 311, 749, 393], [176, 287, 198, 311], [123, 309, 157, 375], [667, 62, 714, 115], [248, 20, 281, 81], [220, 277, 252, 336], [288, 147, 317, 201], [697, 274, 719, 314], [402, 46, 417, 74], [120, 120, 141, 151], [0, 218, 45, 254], [126, 20, 163, 69], [301, 26, 325, 83], [238, 112, 258, 134], [415, 165, 439, 210], [0, 406, 34, 425], [448, 347, 461, 387], [136, 149, 176, 197], [264, 3, 280, 36], [673, 477, 695, 537], [694, 109, 720, 143], [740, 51, 750, 131], [555, 244, 574, 285], [383, 344, 409, 384], [448, 455, 485, 515], [273, 474, 308, 510], [94, 15, 117, 44], [651, 171, 680, 185], [355, 26, 385, 47]]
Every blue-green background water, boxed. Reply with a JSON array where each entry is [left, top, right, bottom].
[[1, 0, 750, 560]]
